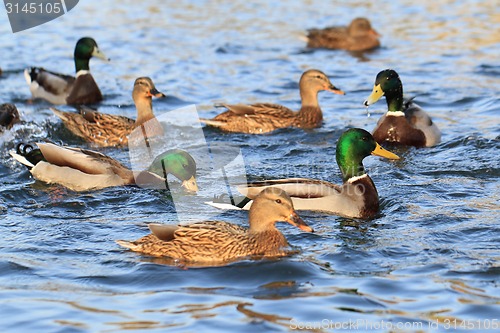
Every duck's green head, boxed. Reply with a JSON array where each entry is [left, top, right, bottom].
[[336, 128, 399, 181], [74, 37, 109, 72], [363, 69, 403, 111], [148, 149, 198, 192]]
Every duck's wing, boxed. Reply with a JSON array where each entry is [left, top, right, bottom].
[[238, 178, 342, 199], [51, 107, 135, 146], [27, 143, 133, 191], [117, 221, 248, 261], [78, 106, 135, 127], [216, 102, 295, 117], [404, 98, 441, 147], [66, 73, 103, 105], [202, 103, 296, 133], [36, 142, 131, 178], [24, 67, 74, 104], [148, 223, 179, 241], [307, 26, 349, 48], [404, 98, 434, 127]]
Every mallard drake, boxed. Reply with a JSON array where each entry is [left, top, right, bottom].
[[200, 69, 344, 134], [209, 128, 399, 219], [116, 187, 313, 266], [307, 17, 380, 52], [24, 37, 109, 105], [50, 77, 165, 147], [0, 103, 20, 131], [10, 142, 198, 192], [364, 69, 441, 147]]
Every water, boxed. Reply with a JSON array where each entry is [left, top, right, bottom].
[[0, 0, 499, 332]]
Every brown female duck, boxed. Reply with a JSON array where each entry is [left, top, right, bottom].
[[51, 77, 165, 147], [116, 187, 313, 266], [200, 69, 344, 134], [307, 17, 380, 52], [24, 37, 109, 105]]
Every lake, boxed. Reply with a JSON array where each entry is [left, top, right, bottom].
[[0, 0, 498, 332]]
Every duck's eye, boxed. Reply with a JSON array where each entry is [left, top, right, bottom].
[[275, 199, 282, 204], [316, 75, 321, 79], [182, 164, 188, 168]]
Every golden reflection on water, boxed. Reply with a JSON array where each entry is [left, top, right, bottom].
[[104, 320, 179, 331], [237, 303, 293, 326], [54, 319, 88, 330], [32, 273, 498, 331]]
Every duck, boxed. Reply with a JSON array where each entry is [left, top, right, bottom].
[[10, 142, 198, 192], [208, 128, 399, 219], [0, 103, 20, 131], [50, 77, 165, 147], [116, 187, 313, 266], [24, 37, 109, 105], [306, 17, 380, 52], [364, 69, 441, 147], [200, 69, 344, 134]]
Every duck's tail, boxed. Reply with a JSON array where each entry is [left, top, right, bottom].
[[204, 193, 252, 210], [198, 118, 226, 127], [50, 107, 70, 121], [10, 143, 44, 169], [24, 67, 39, 85], [116, 240, 139, 251], [296, 32, 309, 43]]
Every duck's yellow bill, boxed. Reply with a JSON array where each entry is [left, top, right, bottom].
[[371, 142, 400, 160], [182, 175, 199, 193], [364, 84, 384, 106], [92, 47, 110, 61]]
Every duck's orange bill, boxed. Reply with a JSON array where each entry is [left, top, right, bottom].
[[287, 211, 314, 232], [147, 87, 166, 98], [328, 84, 345, 95]]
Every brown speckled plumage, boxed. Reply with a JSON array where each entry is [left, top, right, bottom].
[[201, 69, 344, 134], [117, 188, 313, 266], [307, 17, 380, 52], [51, 77, 165, 147]]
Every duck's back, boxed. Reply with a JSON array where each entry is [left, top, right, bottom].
[[373, 100, 440, 147], [307, 26, 379, 51], [307, 26, 350, 49], [52, 107, 135, 146], [207, 103, 297, 134], [66, 73, 103, 105], [123, 221, 290, 264]]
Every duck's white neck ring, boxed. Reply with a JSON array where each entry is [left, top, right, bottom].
[[386, 111, 405, 117], [347, 174, 369, 183], [76, 70, 91, 77]]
